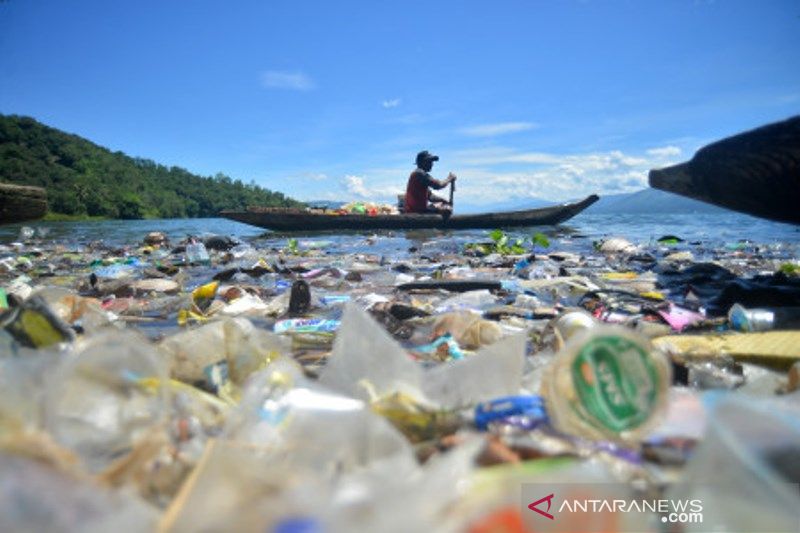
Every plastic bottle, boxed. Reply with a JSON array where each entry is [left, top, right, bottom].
[[728, 303, 800, 332], [541, 325, 671, 443], [17, 226, 35, 242], [553, 310, 596, 349], [185, 242, 210, 265]]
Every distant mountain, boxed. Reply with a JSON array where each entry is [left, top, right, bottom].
[[585, 188, 731, 214], [456, 188, 732, 215], [456, 196, 553, 214], [0, 114, 302, 219]]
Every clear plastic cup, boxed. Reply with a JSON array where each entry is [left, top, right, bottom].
[[542, 325, 672, 443]]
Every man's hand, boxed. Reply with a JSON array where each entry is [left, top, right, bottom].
[[447, 173, 457, 184]]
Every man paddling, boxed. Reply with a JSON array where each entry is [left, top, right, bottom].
[[404, 150, 457, 215]]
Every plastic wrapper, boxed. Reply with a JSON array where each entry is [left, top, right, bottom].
[[0, 294, 75, 350], [366, 388, 461, 443]]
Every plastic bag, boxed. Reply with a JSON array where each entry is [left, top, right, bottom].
[[0, 453, 159, 533], [320, 304, 526, 409], [44, 330, 168, 473], [159, 318, 288, 386], [668, 394, 800, 532], [224, 357, 415, 475]]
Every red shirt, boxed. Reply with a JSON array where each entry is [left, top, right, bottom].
[[405, 169, 433, 213]]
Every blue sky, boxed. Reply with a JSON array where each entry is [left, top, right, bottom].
[[1, 1, 799, 207]]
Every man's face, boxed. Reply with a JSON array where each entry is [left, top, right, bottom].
[[420, 158, 434, 172]]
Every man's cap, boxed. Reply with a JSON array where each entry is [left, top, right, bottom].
[[416, 150, 439, 165]]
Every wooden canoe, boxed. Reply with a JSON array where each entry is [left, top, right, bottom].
[[221, 194, 599, 232], [0, 183, 48, 224], [648, 115, 800, 225]]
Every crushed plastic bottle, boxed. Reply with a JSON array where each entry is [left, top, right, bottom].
[[185, 241, 210, 265]]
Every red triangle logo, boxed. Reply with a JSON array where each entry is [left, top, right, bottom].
[[528, 493, 555, 520]]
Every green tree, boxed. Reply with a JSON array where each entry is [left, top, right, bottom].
[[0, 113, 304, 219]]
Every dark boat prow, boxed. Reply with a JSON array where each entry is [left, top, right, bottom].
[[0, 183, 48, 224], [221, 194, 599, 232], [648, 116, 800, 225]]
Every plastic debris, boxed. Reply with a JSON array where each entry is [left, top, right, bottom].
[[433, 311, 503, 349], [1, 222, 798, 531], [274, 318, 340, 334], [185, 241, 210, 265], [0, 295, 75, 349], [288, 279, 311, 315], [542, 325, 672, 443]]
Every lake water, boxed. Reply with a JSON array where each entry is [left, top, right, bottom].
[[1, 212, 798, 260]]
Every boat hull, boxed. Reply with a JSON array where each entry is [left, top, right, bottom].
[[0, 183, 48, 224], [221, 195, 599, 232], [648, 116, 800, 225]]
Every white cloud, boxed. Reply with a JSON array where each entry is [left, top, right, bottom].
[[382, 98, 401, 109], [260, 70, 314, 91], [646, 145, 682, 158], [306, 143, 690, 207], [344, 175, 369, 197], [342, 175, 402, 199], [447, 145, 687, 204], [459, 122, 538, 137]]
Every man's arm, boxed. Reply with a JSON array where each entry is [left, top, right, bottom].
[[426, 172, 456, 190]]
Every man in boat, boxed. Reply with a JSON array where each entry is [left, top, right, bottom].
[[404, 150, 457, 215]]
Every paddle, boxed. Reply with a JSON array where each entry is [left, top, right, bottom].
[[449, 176, 455, 208]]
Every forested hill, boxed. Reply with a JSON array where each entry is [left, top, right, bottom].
[[0, 114, 302, 219]]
